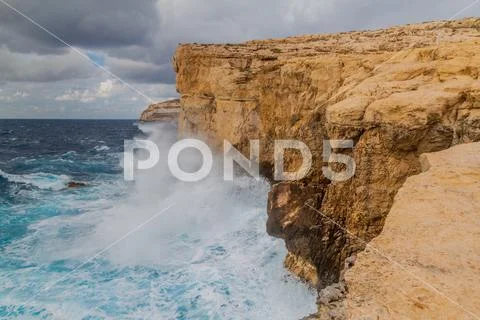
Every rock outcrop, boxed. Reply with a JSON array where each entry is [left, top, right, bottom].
[[140, 99, 181, 122], [173, 17, 480, 293], [342, 142, 480, 319]]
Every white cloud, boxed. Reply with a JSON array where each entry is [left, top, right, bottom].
[[55, 79, 115, 103], [55, 89, 95, 103], [97, 79, 114, 97], [13, 91, 30, 98], [0, 90, 30, 101]]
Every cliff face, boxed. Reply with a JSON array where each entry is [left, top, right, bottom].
[[140, 99, 181, 122], [173, 18, 480, 288], [343, 142, 480, 319]]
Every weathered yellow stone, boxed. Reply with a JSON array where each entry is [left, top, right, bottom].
[[172, 17, 480, 304]]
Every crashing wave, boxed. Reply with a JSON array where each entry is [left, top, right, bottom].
[[0, 169, 70, 191], [94, 145, 111, 152]]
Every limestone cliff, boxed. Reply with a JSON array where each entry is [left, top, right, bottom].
[[173, 17, 480, 291], [140, 99, 181, 122], [343, 142, 480, 319]]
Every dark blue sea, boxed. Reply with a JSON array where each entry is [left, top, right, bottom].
[[0, 120, 315, 319]]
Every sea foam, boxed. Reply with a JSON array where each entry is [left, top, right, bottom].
[[0, 169, 70, 191], [0, 122, 317, 319]]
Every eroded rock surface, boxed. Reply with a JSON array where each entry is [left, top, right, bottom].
[[140, 99, 181, 122], [344, 142, 480, 319], [173, 18, 480, 289]]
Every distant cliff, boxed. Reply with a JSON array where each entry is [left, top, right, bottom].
[[171, 17, 480, 317], [140, 99, 181, 122]]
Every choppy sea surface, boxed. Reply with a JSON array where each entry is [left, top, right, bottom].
[[0, 119, 316, 320]]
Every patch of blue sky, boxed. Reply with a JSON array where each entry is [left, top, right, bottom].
[[87, 51, 105, 67]]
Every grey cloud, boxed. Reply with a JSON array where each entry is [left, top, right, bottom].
[[0, 27, 69, 55], [0, 0, 168, 83], [0, 0, 159, 53], [1, 0, 480, 119], [2, 0, 479, 85], [107, 57, 175, 84], [0, 47, 97, 82]]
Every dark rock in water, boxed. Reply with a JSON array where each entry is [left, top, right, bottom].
[[1, 130, 13, 135], [67, 181, 87, 188]]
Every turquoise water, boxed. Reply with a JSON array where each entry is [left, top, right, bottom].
[[0, 120, 316, 319]]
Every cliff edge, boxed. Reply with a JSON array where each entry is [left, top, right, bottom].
[[172, 17, 480, 293]]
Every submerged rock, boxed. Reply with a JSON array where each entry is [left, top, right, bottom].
[[67, 181, 87, 188]]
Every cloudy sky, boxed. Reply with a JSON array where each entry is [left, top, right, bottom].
[[0, 0, 479, 119]]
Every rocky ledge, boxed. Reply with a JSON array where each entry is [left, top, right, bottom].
[[171, 17, 480, 316], [140, 99, 181, 122]]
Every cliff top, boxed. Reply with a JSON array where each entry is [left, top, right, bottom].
[[175, 18, 480, 60]]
